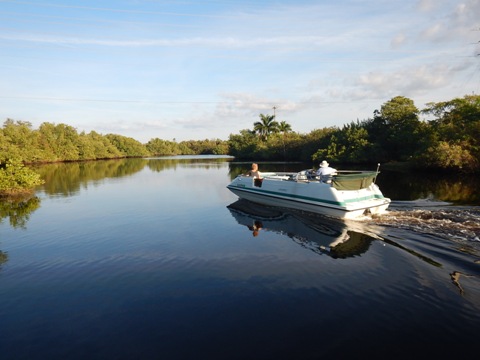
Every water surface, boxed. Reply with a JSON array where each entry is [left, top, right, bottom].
[[1, 157, 479, 359]]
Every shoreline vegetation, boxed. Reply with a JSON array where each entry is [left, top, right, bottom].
[[1, 94, 479, 197]]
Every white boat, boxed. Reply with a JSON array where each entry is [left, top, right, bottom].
[[226, 166, 391, 220]]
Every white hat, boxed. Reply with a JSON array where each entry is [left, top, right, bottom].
[[320, 160, 329, 168]]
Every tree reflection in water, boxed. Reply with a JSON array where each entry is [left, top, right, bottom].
[[0, 193, 41, 268], [0, 194, 40, 229]]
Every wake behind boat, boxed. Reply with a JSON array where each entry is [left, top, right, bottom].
[[226, 165, 391, 220]]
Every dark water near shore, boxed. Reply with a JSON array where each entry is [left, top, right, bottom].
[[1, 156, 479, 359]]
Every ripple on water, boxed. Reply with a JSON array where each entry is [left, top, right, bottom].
[[371, 206, 480, 244]]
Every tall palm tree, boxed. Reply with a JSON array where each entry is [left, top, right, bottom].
[[278, 121, 292, 160], [253, 114, 279, 141], [278, 121, 292, 134]]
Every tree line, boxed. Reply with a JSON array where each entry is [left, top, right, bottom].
[[229, 94, 480, 173], [1, 94, 479, 196]]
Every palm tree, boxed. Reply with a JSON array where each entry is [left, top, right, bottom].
[[253, 114, 279, 141], [278, 121, 292, 134], [278, 121, 292, 160]]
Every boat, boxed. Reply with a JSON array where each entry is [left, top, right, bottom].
[[227, 199, 376, 258], [226, 165, 391, 220]]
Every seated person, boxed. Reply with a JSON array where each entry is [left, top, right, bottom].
[[316, 160, 337, 182]]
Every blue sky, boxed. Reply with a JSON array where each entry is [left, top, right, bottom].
[[1, 0, 479, 142]]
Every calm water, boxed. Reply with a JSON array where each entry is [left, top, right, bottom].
[[1, 156, 479, 359]]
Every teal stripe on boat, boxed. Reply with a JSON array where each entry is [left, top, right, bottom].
[[228, 184, 387, 207], [343, 194, 385, 203]]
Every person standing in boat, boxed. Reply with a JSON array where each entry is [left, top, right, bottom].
[[316, 160, 337, 182], [246, 163, 262, 179], [246, 163, 263, 187]]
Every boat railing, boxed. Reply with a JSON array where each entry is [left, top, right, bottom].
[[260, 172, 292, 181], [264, 170, 321, 182], [240, 170, 379, 190]]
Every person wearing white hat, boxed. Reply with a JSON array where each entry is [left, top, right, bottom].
[[315, 160, 337, 182]]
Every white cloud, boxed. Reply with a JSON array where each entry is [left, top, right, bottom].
[[354, 64, 451, 96]]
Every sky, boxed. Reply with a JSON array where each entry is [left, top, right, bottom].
[[0, 0, 479, 143]]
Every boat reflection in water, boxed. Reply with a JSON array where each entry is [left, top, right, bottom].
[[227, 199, 376, 259]]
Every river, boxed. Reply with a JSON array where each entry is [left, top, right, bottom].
[[0, 156, 479, 359]]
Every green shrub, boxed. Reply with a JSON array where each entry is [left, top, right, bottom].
[[0, 159, 44, 196]]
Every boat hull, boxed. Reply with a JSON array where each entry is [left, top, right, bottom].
[[227, 171, 391, 220]]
